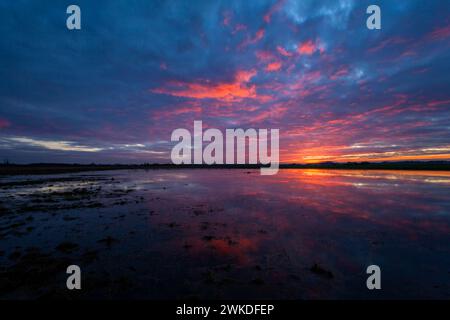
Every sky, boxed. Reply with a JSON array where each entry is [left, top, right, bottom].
[[0, 0, 449, 164]]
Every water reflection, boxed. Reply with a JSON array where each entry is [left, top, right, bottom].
[[137, 169, 450, 299], [0, 169, 449, 299]]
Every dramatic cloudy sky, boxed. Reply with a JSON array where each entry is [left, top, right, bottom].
[[0, 0, 449, 163]]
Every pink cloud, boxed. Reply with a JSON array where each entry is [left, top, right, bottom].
[[330, 67, 349, 80], [232, 23, 247, 35], [263, 0, 285, 23], [256, 50, 276, 62], [254, 29, 265, 42], [367, 37, 408, 53], [0, 118, 10, 129], [222, 10, 232, 26], [239, 28, 265, 48], [277, 46, 293, 57], [427, 99, 450, 108], [152, 104, 202, 120], [429, 25, 450, 40], [247, 105, 288, 125]]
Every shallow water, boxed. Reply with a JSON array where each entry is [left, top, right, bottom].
[[0, 169, 449, 299]]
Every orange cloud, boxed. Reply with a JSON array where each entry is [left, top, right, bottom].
[[282, 141, 450, 164], [300, 152, 450, 164], [152, 69, 271, 102], [297, 40, 317, 55], [265, 61, 282, 72]]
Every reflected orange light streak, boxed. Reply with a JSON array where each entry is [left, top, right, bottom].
[[283, 150, 450, 164]]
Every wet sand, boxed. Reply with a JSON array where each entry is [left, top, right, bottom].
[[0, 169, 449, 299]]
